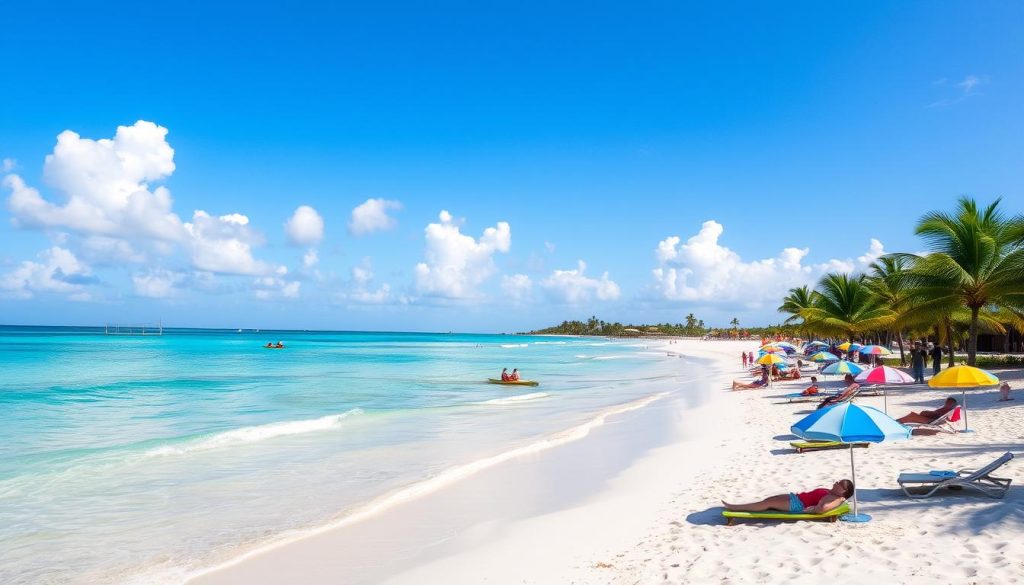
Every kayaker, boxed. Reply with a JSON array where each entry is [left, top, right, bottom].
[[500, 368, 510, 381], [510, 368, 520, 381]]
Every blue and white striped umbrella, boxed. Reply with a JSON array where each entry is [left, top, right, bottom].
[[791, 402, 910, 522], [792, 402, 910, 443], [821, 360, 864, 376]]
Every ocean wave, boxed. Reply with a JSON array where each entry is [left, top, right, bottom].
[[477, 392, 549, 405], [179, 391, 669, 584], [532, 341, 567, 345], [147, 409, 364, 457], [500, 343, 529, 348]]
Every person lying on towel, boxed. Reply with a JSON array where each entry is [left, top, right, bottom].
[[732, 369, 769, 390], [722, 479, 854, 514]]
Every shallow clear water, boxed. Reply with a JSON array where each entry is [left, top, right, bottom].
[[0, 326, 689, 584]]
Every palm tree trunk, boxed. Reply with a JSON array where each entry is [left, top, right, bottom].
[[968, 306, 980, 366], [945, 318, 955, 367], [896, 331, 906, 366]]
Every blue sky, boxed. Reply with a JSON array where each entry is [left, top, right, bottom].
[[1, 1, 1022, 332]]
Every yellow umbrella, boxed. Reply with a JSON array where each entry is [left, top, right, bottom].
[[928, 365, 1000, 432], [757, 353, 786, 365], [928, 366, 999, 387], [756, 353, 785, 388], [837, 342, 853, 351]]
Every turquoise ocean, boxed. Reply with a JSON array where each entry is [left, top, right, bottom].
[[0, 326, 692, 584]]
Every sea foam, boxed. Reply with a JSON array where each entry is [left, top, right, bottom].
[[147, 409, 363, 457], [478, 392, 549, 405]]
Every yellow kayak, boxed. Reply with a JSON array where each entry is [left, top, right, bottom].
[[487, 378, 539, 387]]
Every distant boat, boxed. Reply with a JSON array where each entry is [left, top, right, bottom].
[[237, 329, 243, 333]]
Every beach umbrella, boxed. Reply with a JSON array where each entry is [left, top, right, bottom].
[[848, 343, 863, 353], [757, 353, 786, 388], [855, 366, 914, 413], [759, 345, 787, 353], [821, 360, 864, 376], [775, 342, 797, 350], [791, 402, 911, 522], [809, 351, 839, 363], [837, 342, 854, 351], [928, 366, 1000, 433], [859, 344, 892, 366], [805, 341, 829, 349]]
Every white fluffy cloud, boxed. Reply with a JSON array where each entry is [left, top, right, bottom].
[[302, 248, 319, 268], [341, 258, 392, 304], [3, 121, 285, 296], [349, 198, 402, 236], [414, 210, 511, 299], [541, 260, 620, 304], [1, 158, 15, 172], [502, 274, 533, 301], [132, 269, 186, 298], [284, 205, 324, 245], [0, 246, 93, 300], [5, 121, 185, 241], [183, 211, 282, 276], [253, 267, 301, 300], [651, 220, 884, 307]]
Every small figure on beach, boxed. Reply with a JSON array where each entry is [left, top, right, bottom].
[[500, 367, 510, 381], [929, 343, 943, 375], [732, 369, 768, 390], [817, 375, 859, 409], [722, 479, 854, 514], [747, 351, 755, 365], [510, 368, 520, 381], [910, 342, 927, 383], [1000, 382, 1014, 401], [800, 376, 819, 396], [896, 397, 958, 424], [742, 352, 748, 368]]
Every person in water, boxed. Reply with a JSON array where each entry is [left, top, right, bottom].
[[265, 342, 274, 348], [500, 368, 510, 381], [722, 479, 854, 514], [274, 341, 284, 348], [510, 368, 520, 381]]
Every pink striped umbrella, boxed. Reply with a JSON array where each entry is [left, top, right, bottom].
[[855, 366, 914, 413]]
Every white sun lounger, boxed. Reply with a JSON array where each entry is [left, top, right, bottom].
[[903, 406, 962, 434], [898, 452, 1013, 499]]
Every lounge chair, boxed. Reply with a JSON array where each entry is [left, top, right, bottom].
[[790, 440, 869, 453], [897, 452, 1013, 499], [903, 406, 962, 434], [722, 502, 850, 525]]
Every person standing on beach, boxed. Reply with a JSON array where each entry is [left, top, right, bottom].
[[748, 351, 754, 365], [930, 344, 943, 375], [742, 352, 748, 368], [910, 342, 926, 383]]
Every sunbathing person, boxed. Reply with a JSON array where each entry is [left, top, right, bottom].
[[896, 397, 958, 424], [800, 376, 820, 396], [817, 375, 860, 409], [722, 479, 854, 514], [732, 371, 768, 390], [780, 367, 802, 380]]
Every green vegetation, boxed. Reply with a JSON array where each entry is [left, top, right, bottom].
[[779, 197, 1024, 366], [528, 315, 799, 338]]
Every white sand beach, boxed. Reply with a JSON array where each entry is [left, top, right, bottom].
[[191, 339, 1024, 585]]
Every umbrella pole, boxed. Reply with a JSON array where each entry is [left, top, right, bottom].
[[842, 444, 871, 522], [961, 389, 972, 433]]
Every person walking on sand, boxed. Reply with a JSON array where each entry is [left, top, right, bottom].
[[930, 343, 943, 376], [747, 351, 754, 365], [999, 382, 1014, 401], [742, 352, 748, 369]]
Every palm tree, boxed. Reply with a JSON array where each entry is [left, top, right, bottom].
[[865, 256, 913, 365], [801, 273, 896, 340], [906, 197, 1024, 365], [778, 285, 817, 340]]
